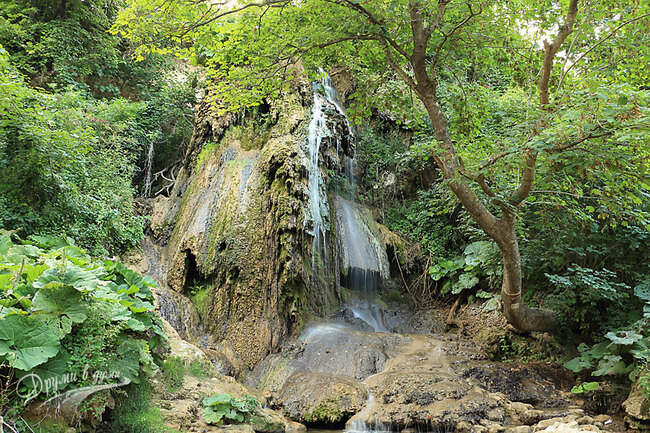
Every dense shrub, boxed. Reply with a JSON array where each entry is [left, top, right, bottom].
[[0, 232, 167, 423], [0, 46, 195, 254]]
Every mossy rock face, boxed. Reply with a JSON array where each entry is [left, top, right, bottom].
[[276, 372, 368, 425], [153, 81, 345, 367], [248, 408, 288, 433]]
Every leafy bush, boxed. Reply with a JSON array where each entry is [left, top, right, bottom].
[[202, 393, 260, 426], [544, 265, 631, 335], [0, 232, 167, 420], [0, 47, 149, 255], [0, 0, 167, 98], [566, 280, 650, 385], [387, 188, 466, 257], [430, 241, 501, 293]]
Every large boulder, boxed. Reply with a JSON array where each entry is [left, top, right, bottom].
[[623, 374, 650, 430], [275, 372, 368, 424]]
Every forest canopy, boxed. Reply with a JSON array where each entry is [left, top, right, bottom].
[[0, 0, 650, 430], [113, 0, 650, 332]]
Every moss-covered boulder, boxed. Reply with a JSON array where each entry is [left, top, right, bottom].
[[276, 372, 368, 424]]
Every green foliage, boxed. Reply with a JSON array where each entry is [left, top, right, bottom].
[[202, 393, 259, 426], [386, 187, 466, 259], [0, 48, 147, 255], [565, 282, 650, 384], [0, 232, 167, 416], [0, 0, 168, 97], [640, 371, 650, 402], [161, 356, 185, 393], [544, 266, 631, 335], [571, 381, 600, 394], [429, 241, 502, 296], [104, 381, 179, 433]]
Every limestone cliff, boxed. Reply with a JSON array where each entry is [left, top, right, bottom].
[[149, 79, 351, 366]]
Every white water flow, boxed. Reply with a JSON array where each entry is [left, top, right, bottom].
[[143, 139, 154, 197], [306, 70, 388, 332], [345, 388, 391, 433], [305, 70, 351, 267]]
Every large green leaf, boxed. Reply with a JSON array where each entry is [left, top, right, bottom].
[[451, 272, 479, 294], [4, 245, 40, 264], [565, 356, 592, 373], [203, 406, 225, 425], [605, 330, 643, 345], [109, 340, 142, 383], [16, 349, 71, 395], [0, 234, 12, 255], [32, 286, 88, 323], [203, 393, 233, 406], [34, 265, 100, 291], [0, 315, 61, 371]]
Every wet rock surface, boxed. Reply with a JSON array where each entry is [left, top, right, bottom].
[[274, 372, 368, 424], [458, 362, 573, 407], [350, 334, 506, 430], [248, 319, 585, 432]]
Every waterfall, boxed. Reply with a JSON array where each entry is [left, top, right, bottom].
[[305, 69, 351, 267], [143, 139, 155, 197], [306, 90, 328, 263], [306, 69, 389, 332], [345, 390, 391, 433], [335, 194, 390, 332]]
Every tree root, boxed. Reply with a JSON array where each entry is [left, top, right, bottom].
[[445, 297, 464, 331]]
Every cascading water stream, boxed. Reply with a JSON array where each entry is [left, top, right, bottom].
[[306, 90, 329, 262], [305, 69, 389, 332], [143, 139, 155, 197], [305, 69, 354, 267], [345, 389, 391, 433]]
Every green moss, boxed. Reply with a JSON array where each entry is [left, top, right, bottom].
[[22, 419, 70, 433], [189, 286, 210, 321], [161, 356, 185, 392], [196, 141, 219, 168], [248, 414, 285, 433], [382, 289, 409, 305], [303, 399, 345, 423], [104, 382, 179, 433], [187, 359, 213, 379]]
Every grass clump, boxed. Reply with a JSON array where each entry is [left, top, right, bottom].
[[161, 356, 186, 392], [104, 382, 178, 433]]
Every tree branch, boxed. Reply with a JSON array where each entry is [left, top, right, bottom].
[[548, 131, 612, 153], [539, 0, 579, 105], [510, 150, 537, 206], [431, 3, 481, 71], [557, 12, 650, 92], [380, 39, 418, 91]]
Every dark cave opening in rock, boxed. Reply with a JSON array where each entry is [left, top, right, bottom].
[[182, 249, 202, 289]]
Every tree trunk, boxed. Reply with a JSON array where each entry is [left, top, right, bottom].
[[495, 217, 556, 332], [419, 93, 557, 333], [381, 1, 567, 334]]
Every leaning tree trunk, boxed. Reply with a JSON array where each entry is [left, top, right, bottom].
[[418, 94, 557, 333], [375, 0, 578, 333], [496, 217, 556, 332]]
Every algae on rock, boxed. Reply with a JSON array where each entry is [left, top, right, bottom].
[[149, 82, 347, 366]]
